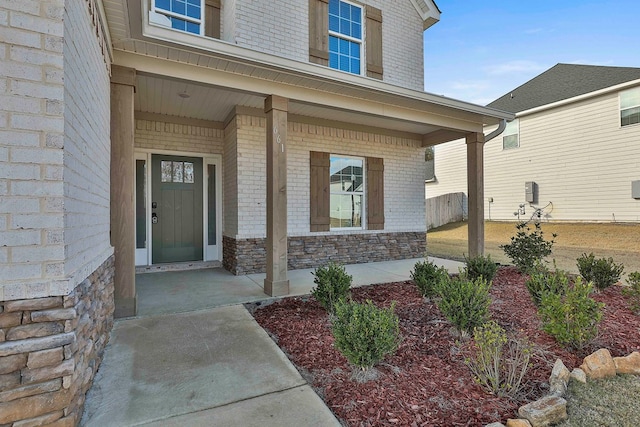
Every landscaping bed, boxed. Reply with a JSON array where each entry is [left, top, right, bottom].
[[251, 267, 640, 426]]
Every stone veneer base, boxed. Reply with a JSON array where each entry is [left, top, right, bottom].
[[0, 255, 115, 425], [223, 232, 427, 275]]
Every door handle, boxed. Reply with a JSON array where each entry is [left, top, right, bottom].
[[152, 212, 158, 224]]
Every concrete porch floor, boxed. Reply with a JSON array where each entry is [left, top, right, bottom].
[[82, 257, 463, 426], [135, 256, 464, 317]]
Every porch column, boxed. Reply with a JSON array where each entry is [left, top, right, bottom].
[[264, 95, 290, 296], [110, 65, 137, 317], [466, 132, 485, 258]]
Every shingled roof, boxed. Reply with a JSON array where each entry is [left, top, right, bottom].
[[487, 63, 640, 113]]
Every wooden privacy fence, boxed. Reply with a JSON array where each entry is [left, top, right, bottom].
[[426, 192, 467, 230]]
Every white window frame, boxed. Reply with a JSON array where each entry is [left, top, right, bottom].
[[620, 87, 640, 128], [328, 0, 364, 76], [502, 119, 520, 150], [329, 154, 366, 230], [152, 0, 205, 36]]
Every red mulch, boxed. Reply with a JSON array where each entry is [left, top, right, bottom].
[[251, 267, 640, 426]]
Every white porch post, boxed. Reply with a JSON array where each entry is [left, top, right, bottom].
[[466, 132, 485, 258], [264, 95, 290, 296]]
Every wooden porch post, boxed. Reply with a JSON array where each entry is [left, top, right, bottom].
[[264, 95, 290, 296], [466, 132, 485, 258], [110, 66, 137, 318]]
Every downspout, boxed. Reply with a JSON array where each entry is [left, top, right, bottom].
[[484, 119, 507, 141]]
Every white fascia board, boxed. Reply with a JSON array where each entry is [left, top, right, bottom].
[[517, 78, 640, 118], [138, 4, 511, 126]]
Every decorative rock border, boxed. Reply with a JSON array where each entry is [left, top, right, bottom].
[[485, 349, 640, 427]]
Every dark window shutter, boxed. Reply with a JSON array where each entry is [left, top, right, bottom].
[[365, 5, 383, 80], [367, 157, 384, 230], [310, 151, 330, 231], [205, 0, 221, 39], [309, 0, 329, 66]]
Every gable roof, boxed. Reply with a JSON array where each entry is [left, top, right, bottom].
[[487, 64, 640, 113], [409, 0, 441, 30]]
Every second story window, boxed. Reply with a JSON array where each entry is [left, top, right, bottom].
[[154, 0, 203, 35], [620, 87, 640, 127], [502, 119, 519, 150], [328, 0, 362, 75]]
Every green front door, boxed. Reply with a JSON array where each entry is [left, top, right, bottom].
[[151, 155, 203, 263]]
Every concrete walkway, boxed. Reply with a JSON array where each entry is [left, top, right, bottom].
[[81, 257, 463, 426]]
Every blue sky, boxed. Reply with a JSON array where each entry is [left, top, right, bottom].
[[423, 1, 640, 105]]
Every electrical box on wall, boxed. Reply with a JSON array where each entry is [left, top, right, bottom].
[[525, 181, 537, 203], [632, 180, 640, 199]]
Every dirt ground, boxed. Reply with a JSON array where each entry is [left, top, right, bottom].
[[427, 221, 640, 277]]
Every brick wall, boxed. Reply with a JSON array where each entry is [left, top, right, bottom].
[[227, 0, 424, 91], [134, 119, 224, 155], [63, 0, 113, 290], [223, 116, 239, 237], [224, 112, 427, 240]]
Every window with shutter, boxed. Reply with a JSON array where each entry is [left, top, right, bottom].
[[366, 157, 384, 230], [365, 5, 383, 80], [204, 0, 221, 39], [310, 151, 330, 232], [309, 0, 330, 66]]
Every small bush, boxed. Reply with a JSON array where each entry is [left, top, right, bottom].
[[525, 263, 569, 307], [411, 260, 449, 298], [465, 321, 532, 398], [622, 271, 640, 314], [464, 254, 498, 282], [436, 275, 491, 335], [331, 299, 400, 370], [576, 253, 624, 291], [500, 221, 556, 273], [311, 262, 352, 314], [539, 277, 604, 350]]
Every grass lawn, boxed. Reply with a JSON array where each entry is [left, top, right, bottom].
[[427, 221, 640, 276]]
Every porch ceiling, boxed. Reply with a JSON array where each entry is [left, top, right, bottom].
[[135, 74, 442, 135]]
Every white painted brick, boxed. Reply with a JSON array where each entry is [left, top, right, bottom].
[[0, 27, 41, 48], [0, 181, 7, 195], [0, 248, 8, 263], [0, 147, 7, 161], [10, 11, 64, 36], [0, 94, 42, 114], [0, 130, 40, 147], [10, 147, 62, 165], [0, 162, 40, 180], [12, 245, 64, 263], [0, 0, 42, 15], [0, 61, 43, 81], [11, 180, 63, 196], [44, 36, 63, 54], [10, 80, 63, 101], [0, 197, 40, 213], [11, 214, 63, 229], [1, 263, 42, 284], [0, 9, 7, 26], [11, 115, 64, 132], [9, 45, 63, 67], [0, 230, 41, 246]]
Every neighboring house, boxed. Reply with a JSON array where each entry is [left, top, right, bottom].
[[427, 63, 640, 223], [0, 1, 511, 423]]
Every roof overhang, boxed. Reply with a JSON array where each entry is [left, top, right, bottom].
[[103, 0, 512, 144], [409, 0, 442, 30]]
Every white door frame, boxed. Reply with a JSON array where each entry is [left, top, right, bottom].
[[134, 149, 223, 265]]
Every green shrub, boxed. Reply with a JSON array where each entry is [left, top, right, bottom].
[[464, 254, 498, 282], [539, 277, 604, 350], [576, 253, 624, 291], [310, 262, 352, 314], [436, 275, 491, 335], [622, 271, 640, 314], [500, 221, 556, 273], [411, 260, 449, 298], [331, 299, 400, 370], [465, 321, 532, 398], [525, 263, 569, 307]]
